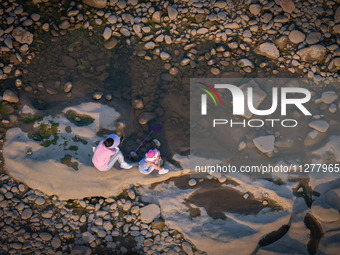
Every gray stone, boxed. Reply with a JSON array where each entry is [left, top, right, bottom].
[[196, 28, 209, 35], [144, 42, 156, 50], [188, 179, 196, 186], [3, 90, 19, 103], [215, 1, 227, 8], [181, 58, 190, 66], [120, 27, 130, 37], [306, 32, 322, 45], [253, 135, 275, 154], [133, 24, 142, 38], [280, 0, 295, 14], [104, 38, 118, 50], [249, 4, 261, 16], [35, 197, 45, 205], [167, 6, 178, 20], [117, 0, 127, 9], [328, 58, 340, 72], [140, 204, 160, 223], [335, 7, 340, 23], [40, 232, 52, 241], [82, 232, 95, 243], [128, 190, 135, 200], [23, 19, 33, 27], [4, 38, 13, 49], [59, 20, 70, 30], [237, 59, 253, 68], [103, 222, 113, 231], [12, 27, 34, 45], [160, 52, 170, 60], [82, 0, 107, 8], [70, 246, 91, 255], [138, 112, 156, 125], [255, 42, 279, 59], [210, 68, 221, 75], [333, 24, 340, 34], [21, 208, 33, 220], [103, 27, 112, 40], [296, 45, 326, 63], [152, 11, 162, 23], [51, 236, 61, 248], [288, 30, 306, 44], [107, 15, 117, 24], [308, 120, 329, 133], [320, 91, 338, 104], [182, 242, 193, 255], [64, 82, 72, 93]]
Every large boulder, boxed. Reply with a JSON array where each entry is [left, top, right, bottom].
[[82, 0, 107, 8], [254, 42, 280, 59], [296, 45, 326, 63]]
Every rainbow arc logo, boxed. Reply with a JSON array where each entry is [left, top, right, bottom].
[[198, 82, 222, 115], [198, 82, 223, 106]]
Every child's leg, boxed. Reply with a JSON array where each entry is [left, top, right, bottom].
[[106, 152, 124, 170]]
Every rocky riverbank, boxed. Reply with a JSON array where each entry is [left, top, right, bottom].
[[0, 0, 340, 254]]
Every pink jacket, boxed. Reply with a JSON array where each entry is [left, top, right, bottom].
[[92, 141, 117, 171]]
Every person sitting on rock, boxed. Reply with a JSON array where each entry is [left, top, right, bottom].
[[92, 134, 132, 171], [138, 149, 168, 175]]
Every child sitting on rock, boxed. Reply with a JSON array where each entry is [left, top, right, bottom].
[[92, 134, 132, 171], [138, 149, 169, 175]]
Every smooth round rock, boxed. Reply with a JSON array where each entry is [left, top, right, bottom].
[[188, 179, 197, 187]]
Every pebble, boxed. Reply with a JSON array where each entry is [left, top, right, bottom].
[[320, 91, 338, 104], [82, 232, 95, 243], [253, 135, 275, 154], [188, 179, 197, 187], [255, 42, 280, 59], [237, 59, 253, 68], [218, 176, 227, 183], [93, 92, 103, 100], [138, 112, 156, 125], [104, 37, 118, 50], [51, 236, 61, 248], [210, 67, 220, 75], [64, 82, 72, 93], [308, 120, 329, 133], [167, 6, 178, 21], [243, 193, 249, 199], [40, 232, 52, 241], [103, 27, 112, 40], [144, 42, 156, 50], [329, 104, 337, 113], [297, 45, 326, 63], [238, 141, 247, 151], [160, 52, 170, 61], [128, 190, 136, 200], [5, 192, 13, 199], [249, 4, 261, 16], [262, 200, 268, 206], [288, 30, 306, 44], [35, 197, 45, 205], [59, 20, 71, 30], [2, 90, 19, 103], [140, 204, 160, 224]]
